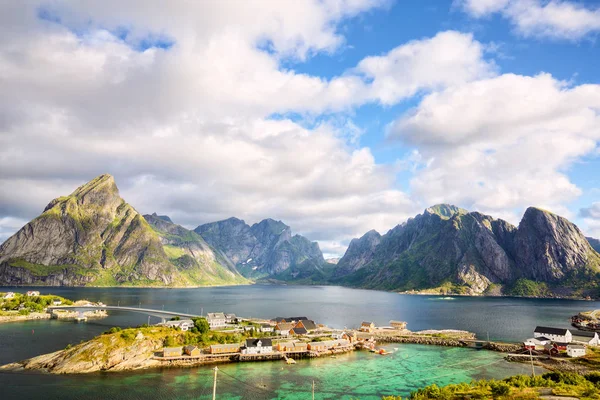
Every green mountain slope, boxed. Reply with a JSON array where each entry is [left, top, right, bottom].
[[0, 174, 246, 287]]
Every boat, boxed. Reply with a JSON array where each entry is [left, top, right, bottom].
[[286, 357, 296, 364], [378, 349, 388, 355]]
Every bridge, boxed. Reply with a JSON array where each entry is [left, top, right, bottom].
[[47, 305, 200, 323]]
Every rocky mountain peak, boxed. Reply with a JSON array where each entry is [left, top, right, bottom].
[[150, 213, 173, 223], [424, 204, 468, 219]]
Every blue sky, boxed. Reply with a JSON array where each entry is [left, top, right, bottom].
[[1, 0, 600, 255]]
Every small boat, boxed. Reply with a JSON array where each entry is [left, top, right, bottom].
[[286, 358, 296, 364]]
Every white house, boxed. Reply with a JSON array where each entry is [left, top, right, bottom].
[[571, 330, 600, 346], [52, 299, 62, 306], [241, 338, 273, 355], [224, 313, 237, 324], [566, 344, 586, 358], [275, 322, 294, 336], [2, 292, 15, 299], [206, 312, 227, 329], [260, 324, 274, 333], [523, 337, 550, 351], [26, 291, 40, 297], [534, 326, 572, 343], [161, 319, 195, 331]]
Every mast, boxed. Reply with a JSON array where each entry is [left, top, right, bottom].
[[529, 348, 535, 377], [213, 366, 218, 400]]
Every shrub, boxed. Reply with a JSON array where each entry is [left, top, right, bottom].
[[489, 381, 510, 395], [192, 317, 210, 334], [18, 309, 30, 316]]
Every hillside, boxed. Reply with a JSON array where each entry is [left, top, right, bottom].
[[333, 204, 600, 297], [0, 175, 246, 287], [195, 217, 325, 278]]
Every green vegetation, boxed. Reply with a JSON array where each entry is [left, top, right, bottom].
[[393, 372, 600, 399], [7, 258, 87, 277], [0, 292, 74, 316], [508, 278, 551, 297]]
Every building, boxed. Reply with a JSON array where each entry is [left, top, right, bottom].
[[390, 320, 407, 330], [161, 319, 195, 331], [295, 320, 317, 331], [360, 322, 375, 333], [534, 326, 572, 343], [183, 345, 201, 357], [523, 337, 550, 351], [225, 313, 237, 324], [26, 291, 40, 297], [52, 299, 62, 306], [242, 339, 273, 355], [293, 342, 308, 351], [272, 316, 308, 324], [335, 339, 350, 347], [343, 332, 357, 343], [275, 322, 294, 336], [244, 325, 257, 332], [2, 292, 15, 299], [206, 312, 227, 329], [209, 343, 241, 354], [567, 344, 586, 358], [308, 342, 327, 351], [571, 330, 600, 346], [276, 342, 295, 351], [553, 342, 569, 352], [260, 324, 274, 333], [289, 327, 308, 336], [163, 347, 183, 357]]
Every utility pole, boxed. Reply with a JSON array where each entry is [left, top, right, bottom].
[[147, 315, 150, 326], [312, 380, 315, 400], [529, 348, 535, 377], [487, 331, 489, 343], [213, 366, 218, 400]]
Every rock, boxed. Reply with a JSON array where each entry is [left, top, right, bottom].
[[195, 217, 324, 277], [332, 204, 600, 296]]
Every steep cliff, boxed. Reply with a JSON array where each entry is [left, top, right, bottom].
[[0, 175, 245, 287], [143, 213, 248, 285], [587, 237, 600, 254], [334, 204, 600, 296], [195, 217, 324, 277]]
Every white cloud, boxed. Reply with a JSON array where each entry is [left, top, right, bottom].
[[459, 0, 600, 40], [388, 73, 600, 220], [581, 202, 600, 238]]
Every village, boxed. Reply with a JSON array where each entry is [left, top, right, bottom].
[[155, 313, 409, 364], [521, 325, 599, 358]]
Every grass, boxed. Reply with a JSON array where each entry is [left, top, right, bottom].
[[8, 258, 87, 276], [403, 372, 600, 400]]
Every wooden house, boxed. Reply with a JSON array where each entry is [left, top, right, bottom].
[[276, 342, 294, 351], [360, 322, 375, 333], [390, 320, 407, 330], [209, 343, 241, 354], [275, 322, 294, 336], [567, 344, 586, 358], [163, 347, 183, 357], [183, 345, 201, 357], [290, 327, 308, 336], [293, 342, 308, 351], [295, 320, 317, 331], [534, 326, 572, 343], [572, 330, 600, 346], [308, 342, 327, 351]]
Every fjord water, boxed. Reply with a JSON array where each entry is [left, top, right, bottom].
[[0, 285, 595, 399]]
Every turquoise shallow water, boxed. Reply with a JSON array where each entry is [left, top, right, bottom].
[[0, 344, 544, 399]]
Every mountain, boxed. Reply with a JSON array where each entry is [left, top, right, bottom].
[[195, 217, 324, 278], [0, 174, 246, 287], [333, 204, 600, 296], [143, 213, 247, 285], [588, 237, 600, 254]]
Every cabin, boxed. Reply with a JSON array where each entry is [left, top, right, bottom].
[[553, 342, 569, 352], [225, 313, 238, 324], [360, 322, 375, 333], [567, 344, 586, 358], [2, 292, 15, 299], [242, 339, 273, 355], [206, 312, 227, 329], [260, 324, 274, 333], [534, 326, 572, 343], [276, 342, 295, 351], [183, 345, 201, 357], [293, 342, 308, 351], [390, 320, 407, 330], [523, 337, 550, 351], [209, 343, 241, 354], [343, 332, 357, 343], [275, 322, 294, 336], [163, 347, 183, 357], [290, 327, 308, 336], [295, 320, 317, 331], [308, 342, 328, 351], [272, 316, 308, 324], [26, 291, 40, 297], [571, 330, 600, 346], [161, 319, 195, 331]]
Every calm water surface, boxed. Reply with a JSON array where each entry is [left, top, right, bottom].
[[0, 285, 595, 399]]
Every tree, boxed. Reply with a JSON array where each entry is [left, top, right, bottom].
[[192, 317, 210, 334]]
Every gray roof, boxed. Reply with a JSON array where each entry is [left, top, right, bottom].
[[534, 326, 570, 335], [573, 330, 598, 338], [246, 338, 273, 347], [568, 344, 586, 349]]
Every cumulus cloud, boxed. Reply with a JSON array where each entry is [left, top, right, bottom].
[[388, 73, 600, 221], [458, 0, 600, 40]]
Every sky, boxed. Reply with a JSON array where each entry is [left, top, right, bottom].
[[1, 0, 600, 257]]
